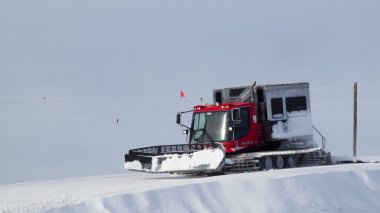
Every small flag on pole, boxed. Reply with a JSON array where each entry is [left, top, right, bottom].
[[200, 97, 203, 102], [180, 90, 185, 99]]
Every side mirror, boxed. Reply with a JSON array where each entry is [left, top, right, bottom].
[[176, 113, 181, 125], [232, 108, 241, 123]]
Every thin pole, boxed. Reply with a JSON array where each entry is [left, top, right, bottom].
[[353, 82, 357, 162]]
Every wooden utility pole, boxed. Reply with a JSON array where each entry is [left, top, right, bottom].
[[353, 82, 357, 162]]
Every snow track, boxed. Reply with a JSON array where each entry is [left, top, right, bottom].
[[1, 159, 380, 213]]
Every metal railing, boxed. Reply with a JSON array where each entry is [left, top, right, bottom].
[[312, 125, 326, 149]]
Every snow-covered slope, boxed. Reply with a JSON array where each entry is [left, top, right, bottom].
[[1, 159, 380, 213]]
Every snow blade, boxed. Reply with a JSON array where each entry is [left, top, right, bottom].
[[124, 143, 225, 174]]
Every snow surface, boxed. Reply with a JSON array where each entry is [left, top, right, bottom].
[[1, 157, 380, 213]]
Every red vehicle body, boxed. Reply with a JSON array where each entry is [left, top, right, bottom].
[[191, 102, 260, 154]]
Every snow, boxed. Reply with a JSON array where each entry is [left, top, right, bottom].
[[123, 148, 225, 173], [1, 157, 380, 213], [287, 110, 308, 117], [272, 113, 284, 118], [124, 161, 143, 171], [155, 148, 225, 172], [272, 112, 314, 139]]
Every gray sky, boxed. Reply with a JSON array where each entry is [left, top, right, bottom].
[[1, 0, 380, 184]]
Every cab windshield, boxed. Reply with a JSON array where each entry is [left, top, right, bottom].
[[190, 111, 231, 143]]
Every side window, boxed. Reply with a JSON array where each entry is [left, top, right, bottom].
[[286, 96, 307, 116], [234, 107, 250, 140], [191, 113, 206, 140], [193, 113, 199, 130], [271, 98, 284, 118]]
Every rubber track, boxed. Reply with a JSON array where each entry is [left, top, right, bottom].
[[223, 148, 327, 173]]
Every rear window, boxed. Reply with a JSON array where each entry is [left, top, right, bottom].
[[286, 96, 307, 116]]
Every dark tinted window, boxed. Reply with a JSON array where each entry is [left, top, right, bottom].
[[234, 107, 250, 140], [286, 96, 307, 113], [215, 91, 223, 104], [271, 98, 284, 118], [230, 88, 245, 97]]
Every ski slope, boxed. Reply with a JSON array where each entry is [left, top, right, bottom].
[[1, 157, 380, 213]]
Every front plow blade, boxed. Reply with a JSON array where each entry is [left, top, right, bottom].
[[124, 143, 225, 174]]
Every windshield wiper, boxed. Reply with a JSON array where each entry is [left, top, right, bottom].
[[202, 119, 216, 144], [202, 129, 216, 144]]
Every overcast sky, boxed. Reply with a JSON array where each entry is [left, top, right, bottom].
[[1, 0, 380, 184]]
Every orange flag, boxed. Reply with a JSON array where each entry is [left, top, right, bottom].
[[180, 90, 185, 99]]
